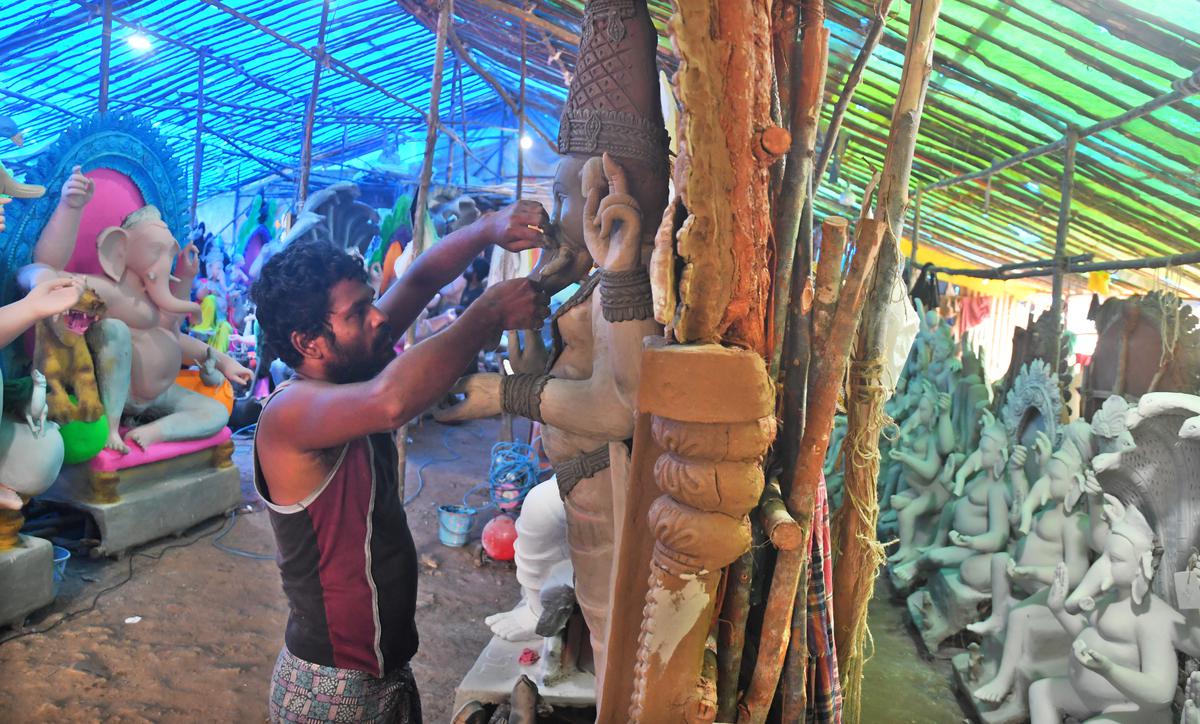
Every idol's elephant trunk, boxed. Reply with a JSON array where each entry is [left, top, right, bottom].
[[1065, 554, 1112, 613], [146, 273, 201, 316]]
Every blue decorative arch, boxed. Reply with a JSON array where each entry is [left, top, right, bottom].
[[1, 112, 186, 373]]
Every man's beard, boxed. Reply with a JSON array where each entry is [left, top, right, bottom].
[[327, 325, 395, 384]]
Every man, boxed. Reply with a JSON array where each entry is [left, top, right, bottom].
[[250, 200, 549, 723]]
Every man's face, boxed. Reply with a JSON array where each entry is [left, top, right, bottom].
[[322, 279, 394, 384]]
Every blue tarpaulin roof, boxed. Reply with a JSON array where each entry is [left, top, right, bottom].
[[1, 0, 568, 199]]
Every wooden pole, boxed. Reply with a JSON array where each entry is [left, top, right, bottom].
[[457, 58, 469, 186], [1050, 127, 1077, 379], [190, 52, 207, 225], [398, 0, 454, 494], [813, 0, 894, 187], [98, 0, 113, 114], [921, 66, 1200, 194], [468, 0, 575, 43], [907, 189, 922, 268], [516, 14, 527, 200], [298, 0, 332, 207], [835, 2, 941, 722], [444, 27, 559, 153], [199, 0, 481, 163], [769, 0, 827, 381]]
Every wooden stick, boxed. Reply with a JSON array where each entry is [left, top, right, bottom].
[[298, 0, 332, 207], [199, 0, 485, 167], [516, 14, 527, 200], [443, 26, 560, 154], [1049, 127, 1077, 380], [769, 1, 828, 380], [716, 550, 754, 722], [813, 0, 895, 187], [811, 217, 849, 347], [398, 0, 454, 496], [190, 53, 207, 225], [470, 0, 575, 43], [836, 3, 941, 721], [739, 219, 885, 724], [907, 190, 922, 269], [98, 0, 113, 114], [760, 476, 802, 550]]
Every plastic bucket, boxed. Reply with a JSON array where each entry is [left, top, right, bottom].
[[437, 505, 475, 547], [51, 545, 70, 597]]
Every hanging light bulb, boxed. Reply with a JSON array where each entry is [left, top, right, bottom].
[[127, 34, 153, 52], [519, 134, 533, 150]]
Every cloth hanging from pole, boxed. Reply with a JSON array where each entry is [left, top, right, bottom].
[[806, 476, 842, 723]]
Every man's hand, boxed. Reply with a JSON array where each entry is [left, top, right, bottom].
[[475, 279, 550, 332], [0, 196, 9, 233], [61, 165, 95, 210], [217, 355, 254, 386], [25, 277, 84, 318], [486, 199, 549, 253]]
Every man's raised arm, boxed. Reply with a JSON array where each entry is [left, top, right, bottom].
[[375, 200, 547, 339]]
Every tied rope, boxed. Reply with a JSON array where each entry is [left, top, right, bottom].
[[835, 356, 891, 723], [462, 441, 541, 512]]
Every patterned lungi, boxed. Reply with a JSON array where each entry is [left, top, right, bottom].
[[268, 647, 422, 723]]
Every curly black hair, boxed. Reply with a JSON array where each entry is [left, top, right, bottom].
[[250, 241, 368, 369]]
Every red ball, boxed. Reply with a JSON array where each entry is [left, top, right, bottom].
[[481, 514, 518, 561]]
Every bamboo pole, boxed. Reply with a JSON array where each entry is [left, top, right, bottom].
[[516, 14, 527, 201], [199, 0, 482, 164], [769, 0, 827, 381], [398, 0, 454, 495], [813, 0, 894, 187], [1049, 127, 1077, 380], [469, 0, 575, 43], [907, 190, 921, 269], [190, 52, 207, 225], [458, 57, 469, 186], [716, 549, 754, 722], [98, 0, 113, 114], [760, 476, 802, 550], [835, 3, 941, 721], [298, 0, 332, 207], [739, 218, 885, 724], [921, 66, 1200, 194], [444, 26, 560, 153]]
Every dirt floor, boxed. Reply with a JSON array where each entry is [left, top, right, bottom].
[[0, 417, 967, 723]]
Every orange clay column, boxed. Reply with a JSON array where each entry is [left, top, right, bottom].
[[628, 342, 775, 723]]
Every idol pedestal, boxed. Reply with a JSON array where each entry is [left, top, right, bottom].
[[0, 535, 54, 627]]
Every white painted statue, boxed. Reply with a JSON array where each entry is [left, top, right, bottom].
[[1028, 497, 1180, 724], [894, 417, 1017, 588], [968, 444, 1091, 637]]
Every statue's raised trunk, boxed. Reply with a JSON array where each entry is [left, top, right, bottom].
[[146, 274, 201, 316]]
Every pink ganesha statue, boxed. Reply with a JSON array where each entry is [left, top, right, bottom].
[[21, 167, 251, 455]]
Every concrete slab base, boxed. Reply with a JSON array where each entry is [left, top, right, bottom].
[[0, 535, 54, 627], [950, 604, 1072, 724], [44, 449, 241, 558], [907, 570, 988, 652], [453, 636, 595, 715]]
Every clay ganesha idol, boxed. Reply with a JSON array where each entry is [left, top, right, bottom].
[[21, 168, 251, 454], [436, 0, 670, 693]]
